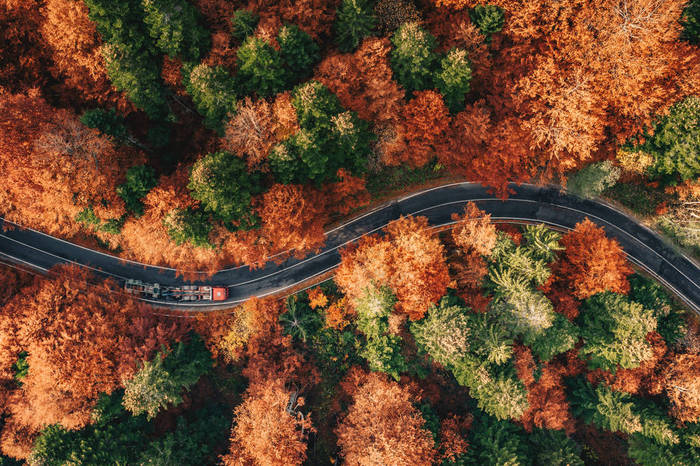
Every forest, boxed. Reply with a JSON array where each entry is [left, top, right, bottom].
[[0, 210, 699, 464], [1, 0, 700, 464]]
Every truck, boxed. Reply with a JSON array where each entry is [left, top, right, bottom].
[[124, 279, 228, 302]]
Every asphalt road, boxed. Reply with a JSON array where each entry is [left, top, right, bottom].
[[1, 183, 698, 313]]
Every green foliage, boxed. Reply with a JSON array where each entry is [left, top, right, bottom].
[[30, 392, 151, 465], [122, 335, 212, 419], [187, 151, 260, 228], [469, 4, 505, 38], [628, 423, 700, 466], [521, 224, 563, 263], [136, 404, 230, 465], [334, 0, 376, 53], [76, 207, 124, 235], [184, 64, 237, 133], [163, 207, 212, 247], [102, 43, 170, 120], [682, 0, 700, 44], [271, 81, 371, 184], [80, 108, 128, 141], [567, 161, 621, 199], [147, 122, 172, 148], [473, 371, 530, 421], [236, 36, 287, 97], [117, 165, 157, 216], [417, 402, 441, 441], [468, 313, 513, 365], [141, 0, 209, 61], [434, 48, 472, 113], [528, 429, 584, 466], [466, 414, 528, 465], [578, 292, 657, 372], [278, 24, 320, 84], [310, 328, 362, 382], [411, 297, 471, 369], [529, 314, 579, 362], [231, 9, 260, 43], [355, 285, 396, 339], [629, 274, 687, 346], [643, 95, 700, 182], [12, 351, 28, 382], [390, 22, 438, 94], [280, 295, 323, 343], [360, 333, 407, 381], [492, 290, 556, 345]]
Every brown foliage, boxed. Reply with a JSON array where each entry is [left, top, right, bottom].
[[657, 352, 700, 423], [321, 169, 371, 216], [222, 377, 314, 466], [555, 219, 632, 299], [335, 372, 436, 465], [438, 415, 471, 463], [451, 202, 498, 256], [608, 332, 667, 396], [248, 0, 339, 40]]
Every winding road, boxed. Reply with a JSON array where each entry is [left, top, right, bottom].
[[1, 183, 698, 313]]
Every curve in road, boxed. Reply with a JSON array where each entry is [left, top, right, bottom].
[[1, 183, 698, 313]]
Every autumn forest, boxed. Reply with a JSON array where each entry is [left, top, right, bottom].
[[1, 0, 700, 464]]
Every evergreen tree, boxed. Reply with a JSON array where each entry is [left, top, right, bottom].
[[390, 22, 438, 94], [334, 0, 377, 53], [122, 335, 213, 419], [278, 24, 320, 84], [117, 165, 157, 216], [682, 0, 700, 44], [236, 36, 287, 97], [141, 0, 209, 61], [528, 429, 584, 466], [629, 274, 687, 346], [492, 290, 556, 345], [355, 285, 396, 339], [578, 292, 657, 372], [360, 333, 408, 381], [529, 314, 579, 361], [280, 294, 323, 343], [231, 9, 259, 43], [469, 4, 505, 39], [187, 151, 260, 228], [521, 224, 563, 263], [566, 160, 621, 198], [80, 108, 129, 142], [411, 297, 471, 369], [184, 63, 237, 133], [467, 414, 528, 465], [569, 378, 643, 435], [434, 48, 472, 113]]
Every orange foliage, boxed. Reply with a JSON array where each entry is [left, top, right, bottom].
[[604, 332, 668, 396], [657, 352, 700, 423], [438, 415, 471, 463], [222, 377, 314, 466], [335, 372, 436, 465], [336, 215, 450, 320], [383, 91, 451, 168], [555, 219, 632, 299], [256, 184, 328, 258], [321, 169, 371, 216], [451, 202, 497, 256], [307, 287, 328, 309], [514, 345, 576, 433], [0, 91, 134, 238], [248, 0, 340, 40], [324, 297, 354, 330], [315, 37, 404, 126], [0, 266, 187, 431], [40, 0, 130, 110]]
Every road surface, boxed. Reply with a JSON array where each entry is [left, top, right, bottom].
[[1, 183, 698, 312]]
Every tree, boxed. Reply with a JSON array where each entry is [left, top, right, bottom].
[[187, 151, 260, 227], [184, 63, 237, 133], [374, 0, 422, 35], [117, 165, 157, 216], [528, 429, 584, 466], [122, 335, 212, 419], [390, 22, 438, 94], [643, 95, 700, 182], [658, 353, 700, 423], [384, 90, 451, 168], [528, 314, 579, 362], [256, 183, 327, 255], [81, 108, 129, 143], [556, 219, 632, 299], [278, 24, 320, 84], [222, 378, 313, 466], [411, 298, 471, 369], [237, 36, 287, 97], [578, 292, 657, 372], [566, 161, 622, 199], [451, 202, 497, 254], [141, 0, 209, 61], [469, 4, 505, 38], [279, 295, 323, 343], [231, 9, 259, 42], [0, 266, 187, 430], [162, 207, 212, 247], [682, 0, 700, 43], [435, 48, 472, 113], [335, 373, 436, 465], [466, 414, 528, 465], [334, 0, 377, 53], [492, 290, 556, 345]]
